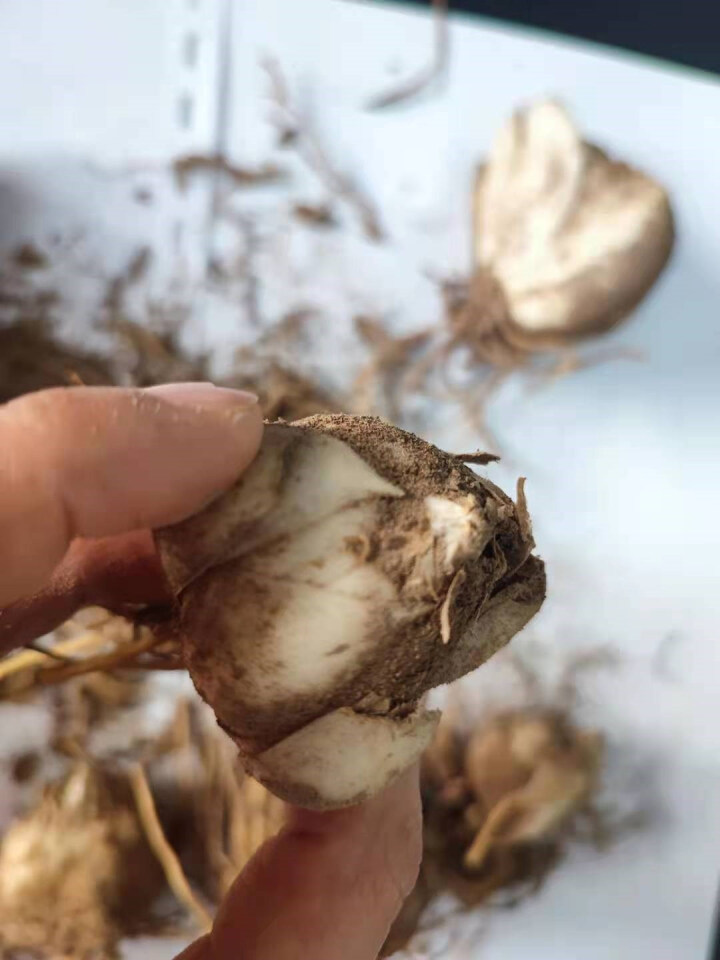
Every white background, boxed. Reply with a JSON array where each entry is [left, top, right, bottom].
[[0, 1, 719, 957]]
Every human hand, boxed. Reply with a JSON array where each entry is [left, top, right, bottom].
[[0, 382, 421, 960], [0, 382, 263, 650]]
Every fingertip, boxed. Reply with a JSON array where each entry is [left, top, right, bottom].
[[143, 383, 264, 488], [145, 382, 259, 411]]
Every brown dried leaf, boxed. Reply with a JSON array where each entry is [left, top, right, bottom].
[[515, 477, 532, 546]]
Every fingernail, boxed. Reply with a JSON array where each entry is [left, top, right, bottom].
[[145, 382, 259, 410]]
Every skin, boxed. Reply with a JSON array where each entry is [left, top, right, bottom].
[[0, 383, 421, 960]]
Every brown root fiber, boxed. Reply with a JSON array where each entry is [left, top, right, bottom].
[[0, 317, 114, 402]]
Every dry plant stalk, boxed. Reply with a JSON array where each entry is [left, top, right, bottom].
[[155, 415, 545, 808], [127, 763, 212, 932], [0, 610, 176, 702], [147, 699, 285, 906], [0, 633, 105, 696], [384, 649, 624, 956], [37, 626, 161, 686]]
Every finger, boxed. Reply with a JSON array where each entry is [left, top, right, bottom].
[[178, 766, 422, 960], [0, 530, 168, 654], [0, 384, 263, 607]]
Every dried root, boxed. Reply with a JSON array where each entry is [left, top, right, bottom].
[[128, 762, 212, 932], [292, 201, 337, 227], [365, 0, 449, 111], [0, 244, 113, 402], [0, 241, 337, 416], [0, 611, 173, 702], [230, 309, 346, 420]]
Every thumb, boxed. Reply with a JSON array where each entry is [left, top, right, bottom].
[[0, 383, 263, 607], [179, 766, 422, 960]]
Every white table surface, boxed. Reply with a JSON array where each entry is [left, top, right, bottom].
[[1, 2, 719, 958]]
